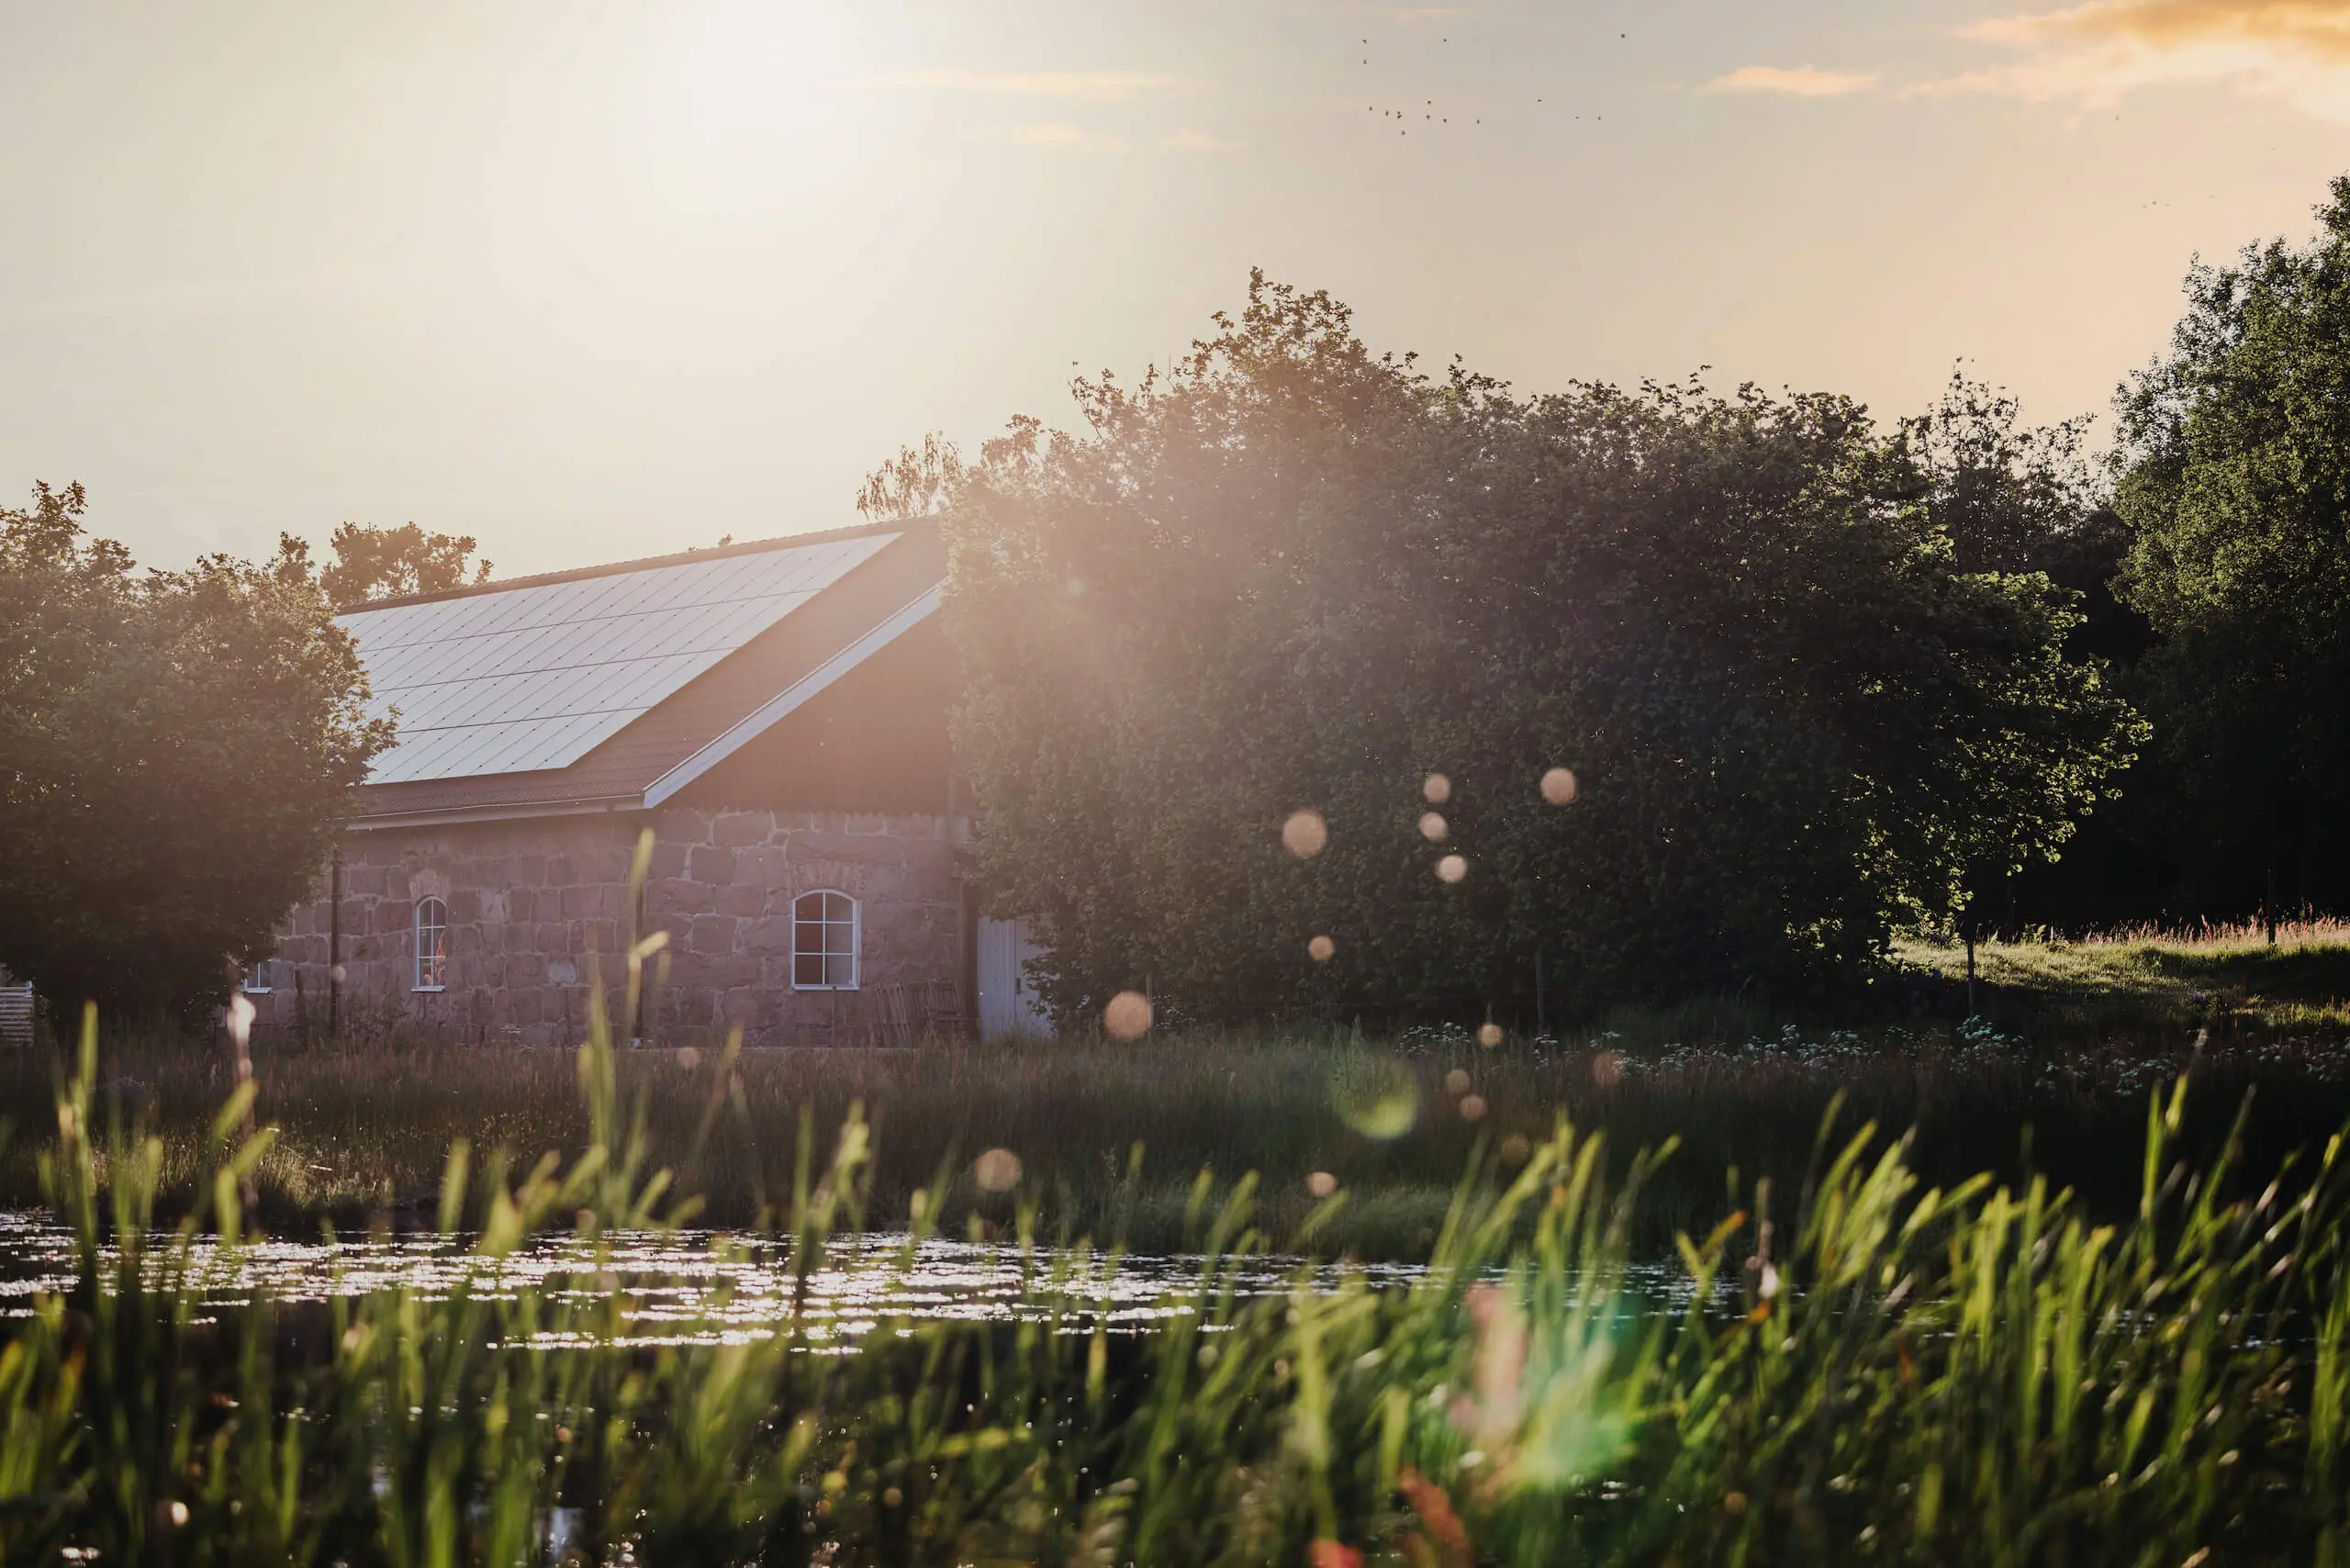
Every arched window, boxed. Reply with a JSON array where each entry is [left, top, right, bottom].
[[791, 890, 858, 991], [414, 897, 448, 991]]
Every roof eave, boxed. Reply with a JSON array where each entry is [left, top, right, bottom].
[[346, 794, 649, 832], [334, 516, 928, 616]]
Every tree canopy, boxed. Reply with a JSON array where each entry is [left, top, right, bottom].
[[0, 484, 391, 1018], [272, 521, 492, 605], [918, 275, 2143, 1026], [2110, 175, 2350, 919]]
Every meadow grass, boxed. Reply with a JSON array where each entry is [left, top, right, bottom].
[[7, 1003, 2350, 1260], [4, 1000, 2349, 1565], [1895, 916, 2350, 1034], [5, 916, 2347, 1259]]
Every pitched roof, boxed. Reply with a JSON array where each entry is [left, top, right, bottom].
[[339, 518, 947, 827]]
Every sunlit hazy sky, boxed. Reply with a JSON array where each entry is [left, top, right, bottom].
[[5, 1, 2347, 575]]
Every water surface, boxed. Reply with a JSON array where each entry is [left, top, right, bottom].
[[0, 1209, 1464, 1348]]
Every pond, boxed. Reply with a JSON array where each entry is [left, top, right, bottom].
[[0, 1208, 1473, 1349]]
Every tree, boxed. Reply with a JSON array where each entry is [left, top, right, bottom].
[[1900, 373, 2164, 931], [1902, 372, 2149, 661], [272, 521, 492, 605], [2112, 175, 2350, 919], [924, 274, 2142, 1026], [0, 484, 392, 1019]]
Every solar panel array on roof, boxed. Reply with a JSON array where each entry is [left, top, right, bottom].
[[341, 532, 901, 784]]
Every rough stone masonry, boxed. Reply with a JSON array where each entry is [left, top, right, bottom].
[[258, 807, 969, 1047]]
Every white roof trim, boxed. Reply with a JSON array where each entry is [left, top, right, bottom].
[[349, 797, 645, 832], [642, 582, 944, 809]]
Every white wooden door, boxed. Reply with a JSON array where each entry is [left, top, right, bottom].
[[975, 917, 1053, 1038]]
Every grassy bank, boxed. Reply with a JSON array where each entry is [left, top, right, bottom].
[[3, 921, 2344, 1256], [1894, 916, 2350, 1035], [5, 1014, 2349, 1566], [6, 977, 2350, 1257]]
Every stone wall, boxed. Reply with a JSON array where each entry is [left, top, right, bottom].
[[256, 809, 970, 1047]]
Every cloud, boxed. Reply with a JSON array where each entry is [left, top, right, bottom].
[[1160, 128, 1248, 152], [1707, 63, 1883, 96], [990, 122, 1133, 153], [1930, 0, 2350, 118], [867, 68, 1184, 101]]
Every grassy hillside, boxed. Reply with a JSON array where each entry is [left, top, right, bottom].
[[1895, 917, 2350, 1036]]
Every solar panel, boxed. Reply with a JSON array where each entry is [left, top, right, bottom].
[[341, 532, 901, 784]]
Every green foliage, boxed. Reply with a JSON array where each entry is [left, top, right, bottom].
[[934, 274, 2141, 1025], [6, 1002, 2350, 1564], [2114, 175, 2350, 917], [272, 521, 493, 606], [0, 484, 391, 1017], [1901, 372, 2151, 669]]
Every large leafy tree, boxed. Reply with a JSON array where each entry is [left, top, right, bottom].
[[0, 484, 392, 1019], [1902, 373, 2145, 661], [1901, 374, 2162, 930], [2113, 176, 2350, 918], [272, 521, 492, 605], [913, 275, 2141, 1025]]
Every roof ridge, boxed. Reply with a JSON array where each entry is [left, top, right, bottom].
[[336, 515, 921, 614]]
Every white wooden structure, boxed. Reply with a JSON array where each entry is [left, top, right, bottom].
[[975, 917, 1052, 1038], [0, 968, 32, 1048]]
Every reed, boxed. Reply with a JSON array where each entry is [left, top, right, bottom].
[[4, 978, 2350, 1565]]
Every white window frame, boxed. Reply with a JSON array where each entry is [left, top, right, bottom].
[[414, 896, 449, 991], [241, 958, 274, 995], [790, 889, 860, 991]]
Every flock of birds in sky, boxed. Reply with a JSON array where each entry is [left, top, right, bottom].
[[1357, 28, 1630, 137], [1341, 25, 2210, 221]]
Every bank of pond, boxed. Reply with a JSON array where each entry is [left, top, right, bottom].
[[3, 1024, 2349, 1566]]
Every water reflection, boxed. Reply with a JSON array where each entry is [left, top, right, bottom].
[[0, 1209, 1451, 1350]]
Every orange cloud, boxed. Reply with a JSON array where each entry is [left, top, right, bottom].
[[1707, 63, 1883, 96], [1938, 0, 2350, 117]]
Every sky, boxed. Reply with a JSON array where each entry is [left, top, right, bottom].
[[4, 0, 2347, 576]]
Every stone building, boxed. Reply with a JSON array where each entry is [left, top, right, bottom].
[[247, 518, 1047, 1047]]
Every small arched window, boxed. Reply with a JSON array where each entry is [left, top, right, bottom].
[[414, 897, 448, 991], [791, 890, 859, 991]]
